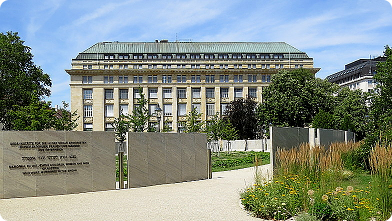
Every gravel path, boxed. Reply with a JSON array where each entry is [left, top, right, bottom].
[[0, 164, 272, 221]]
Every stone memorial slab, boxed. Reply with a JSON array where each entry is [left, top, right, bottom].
[[0, 131, 115, 199]]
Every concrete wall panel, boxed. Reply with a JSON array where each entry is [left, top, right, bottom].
[[0, 131, 115, 199], [127, 133, 208, 188]]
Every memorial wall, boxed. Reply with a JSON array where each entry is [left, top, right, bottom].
[[0, 131, 115, 199], [127, 133, 209, 188]]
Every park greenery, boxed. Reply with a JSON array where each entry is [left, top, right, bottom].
[[0, 31, 77, 131], [212, 151, 269, 172], [241, 46, 392, 220], [241, 142, 392, 220]]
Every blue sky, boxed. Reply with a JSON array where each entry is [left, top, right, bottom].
[[1, 0, 391, 107]]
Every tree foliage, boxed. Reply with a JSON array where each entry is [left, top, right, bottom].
[[0, 32, 77, 131], [371, 45, 392, 131], [257, 69, 338, 128], [1, 32, 52, 129], [184, 108, 204, 133], [129, 88, 150, 132], [333, 87, 369, 138], [52, 101, 79, 131], [112, 113, 131, 142], [225, 97, 258, 140], [205, 113, 239, 141]]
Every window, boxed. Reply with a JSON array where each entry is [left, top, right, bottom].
[[149, 88, 158, 99], [83, 123, 93, 131], [83, 65, 92, 69], [105, 105, 114, 117], [82, 76, 92, 84], [275, 64, 280, 69], [221, 88, 229, 98], [177, 75, 186, 83], [192, 88, 201, 98], [178, 88, 186, 98], [206, 88, 215, 98], [119, 65, 128, 69], [134, 76, 143, 83], [149, 104, 158, 115], [148, 75, 158, 83], [221, 104, 228, 115], [163, 88, 172, 98], [206, 104, 215, 116], [178, 103, 186, 116], [119, 89, 128, 99], [248, 75, 257, 82], [105, 89, 114, 99], [162, 75, 172, 83], [104, 76, 113, 84], [84, 105, 93, 117], [262, 75, 271, 83], [191, 75, 201, 83], [220, 75, 229, 83], [178, 122, 186, 133], [266, 64, 270, 69], [83, 89, 93, 99], [164, 104, 172, 116], [280, 64, 284, 69], [120, 104, 128, 115], [134, 88, 141, 99], [119, 76, 128, 83], [105, 123, 114, 131], [164, 121, 172, 131], [206, 75, 215, 83], [234, 88, 243, 98], [192, 103, 201, 113], [234, 75, 243, 83], [249, 88, 257, 98]]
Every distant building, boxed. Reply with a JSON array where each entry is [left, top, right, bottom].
[[326, 56, 386, 92], [66, 41, 319, 132]]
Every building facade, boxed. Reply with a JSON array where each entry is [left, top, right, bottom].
[[67, 41, 319, 132], [326, 56, 386, 92]]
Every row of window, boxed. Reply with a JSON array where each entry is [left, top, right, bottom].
[[83, 87, 258, 100], [103, 53, 284, 60], [82, 74, 271, 84], [83, 63, 295, 70], [84, 102, 229, 119]]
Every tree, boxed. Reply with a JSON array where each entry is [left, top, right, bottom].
[[6, 97, 55, 131], [371, 45, 392, 131], [0, 32, 51, 130], [129, 88, 150, 132], [225, 97, 258, 140], [53, 101, 79, 131], [312, 109, 335, 130], [184, 108, 204, 133], [257, 69, 337, 128], [205, 113, 239, 141], [333, 87, 369, 138]]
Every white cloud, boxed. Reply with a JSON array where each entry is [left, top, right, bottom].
[[0, 0, 6, 7], [26, 0, 65, 38]]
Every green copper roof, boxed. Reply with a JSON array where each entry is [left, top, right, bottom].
[[81, 42, 305, 54]]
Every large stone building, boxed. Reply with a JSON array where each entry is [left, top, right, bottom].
[[66, 41, 319, 132], [326, 56, 386, 92]]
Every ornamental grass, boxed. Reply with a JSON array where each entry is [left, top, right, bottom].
[[370, 143, 392, 219], [241, 142, 392, 220]]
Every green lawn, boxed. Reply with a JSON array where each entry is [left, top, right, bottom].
[[212, 151, 270, 172]]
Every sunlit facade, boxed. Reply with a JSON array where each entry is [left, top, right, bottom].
[[67, 41, 319, 132]]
